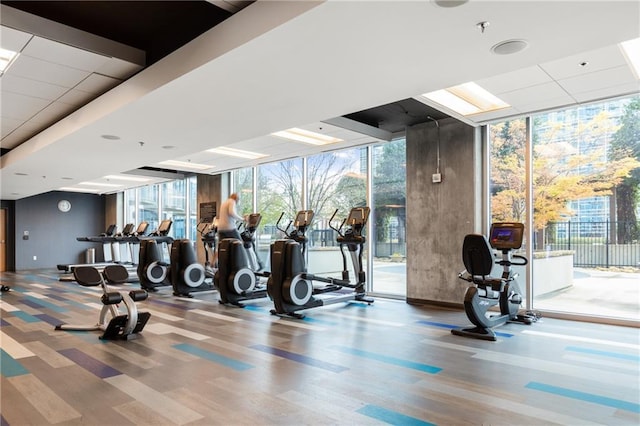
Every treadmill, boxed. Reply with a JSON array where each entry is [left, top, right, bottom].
[[57, 223, 148, 282]]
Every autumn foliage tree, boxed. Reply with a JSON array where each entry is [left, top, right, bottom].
[[490, 102, 640, 241]]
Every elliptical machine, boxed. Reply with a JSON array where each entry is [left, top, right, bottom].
[[451, 222, 538, 341], [197, 217, 218, 280], [137, 219, 174, 292], [267, 207, 374, 319], [170, 238, 213, 297], [214, 213, 270, 307]]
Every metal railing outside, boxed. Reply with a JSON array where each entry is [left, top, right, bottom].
[[538, 221, 640, 268]]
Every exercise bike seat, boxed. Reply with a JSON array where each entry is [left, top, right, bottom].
[[103, 264, 130, 284], [73, 266, 103, 287]]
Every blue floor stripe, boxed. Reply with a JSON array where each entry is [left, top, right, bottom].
[[0, 349, 29, 377], [526, 381, 640, 413], [357, 404, 435, 426], [251, 344, 348, 373], [59, 348, 121, 378], [174, 343, 254, 371], [35, 314, 64, 327], [417, 320, 514, 338], [331, 345, 442, 374], [565, 346, 640, 362], [10, 311, 41, 323], [20, 297, 67, 313]]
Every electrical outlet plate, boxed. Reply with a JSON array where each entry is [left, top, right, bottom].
[[432, 173, 442, 183]]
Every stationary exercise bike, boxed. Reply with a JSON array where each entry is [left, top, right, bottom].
[[214, 213, 270, 307], [451, 222, 538, 341], [267, 207, 374, 319], [55, 264, 151, 340]]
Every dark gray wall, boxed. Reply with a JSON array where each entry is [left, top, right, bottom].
[[15, 191, 105, 270], [406, 118, 481, 305]]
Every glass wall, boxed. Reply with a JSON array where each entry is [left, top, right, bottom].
[[139, 185, 159, 234], [371, 139, 407, 296], [188, 176, 198, 240], [161, 180, 186, 239], [306, 148, 367, 278], [232, 167, 254, 216], [489, 95, 640, 322]]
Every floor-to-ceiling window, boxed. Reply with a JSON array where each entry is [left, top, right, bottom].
[[489, 95, 640, 323], [161, 180, 186, 239], [256, 159, 303, 264], [371, 139, 407, 296], [306, 148, 367, 279], [232, 167, 254, 216], [139, 185, 159, 234]]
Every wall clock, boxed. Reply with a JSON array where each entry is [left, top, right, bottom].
[[57, 199, 71, 212]]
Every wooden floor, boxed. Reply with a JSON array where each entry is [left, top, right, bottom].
[[1, 269, 639, 426]]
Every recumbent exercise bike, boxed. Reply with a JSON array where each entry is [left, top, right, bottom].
[[451, 222, 538, 341], [55, 264, 151, 340], [267, 207, 374, 319]]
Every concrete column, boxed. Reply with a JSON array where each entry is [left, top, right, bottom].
[[406, 118, 481, 305]]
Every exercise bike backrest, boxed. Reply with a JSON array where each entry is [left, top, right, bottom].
[[461, 222, 527, 280]]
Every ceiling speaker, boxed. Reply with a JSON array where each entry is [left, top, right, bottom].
[[491, 39, 529, 55]]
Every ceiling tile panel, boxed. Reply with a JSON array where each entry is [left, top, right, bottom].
[[1, 116, 22, 137], [572, 81, 640, 103], [0, 90, 51, 120], [0, 120, 48, 149], [0, 25, 31, 51], [96, 58, 144, 79], [21, 35, 111, 72], [0, 73, 68, 100], [476, 66, 553, 95], [55, 88, 95, 107], [73, 73, 121, 94], [499, 81, 575, 108], [28, 101, 76, 125], [6, 54, 91, 88], [558, 65, 637, 95], [539, 45, 629, 80]]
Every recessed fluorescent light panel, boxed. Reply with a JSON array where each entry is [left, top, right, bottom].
[[104, 175, 152, 182], [79, 182, 123, 188], [158, 160, 212, 171], [421, 82, 509, 116], [620, 37, 640, 79], [59, 187, 101, 193], [207, 146, 269, 159], [272, 128, 343, 145], [0, 48, 19, 74]]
